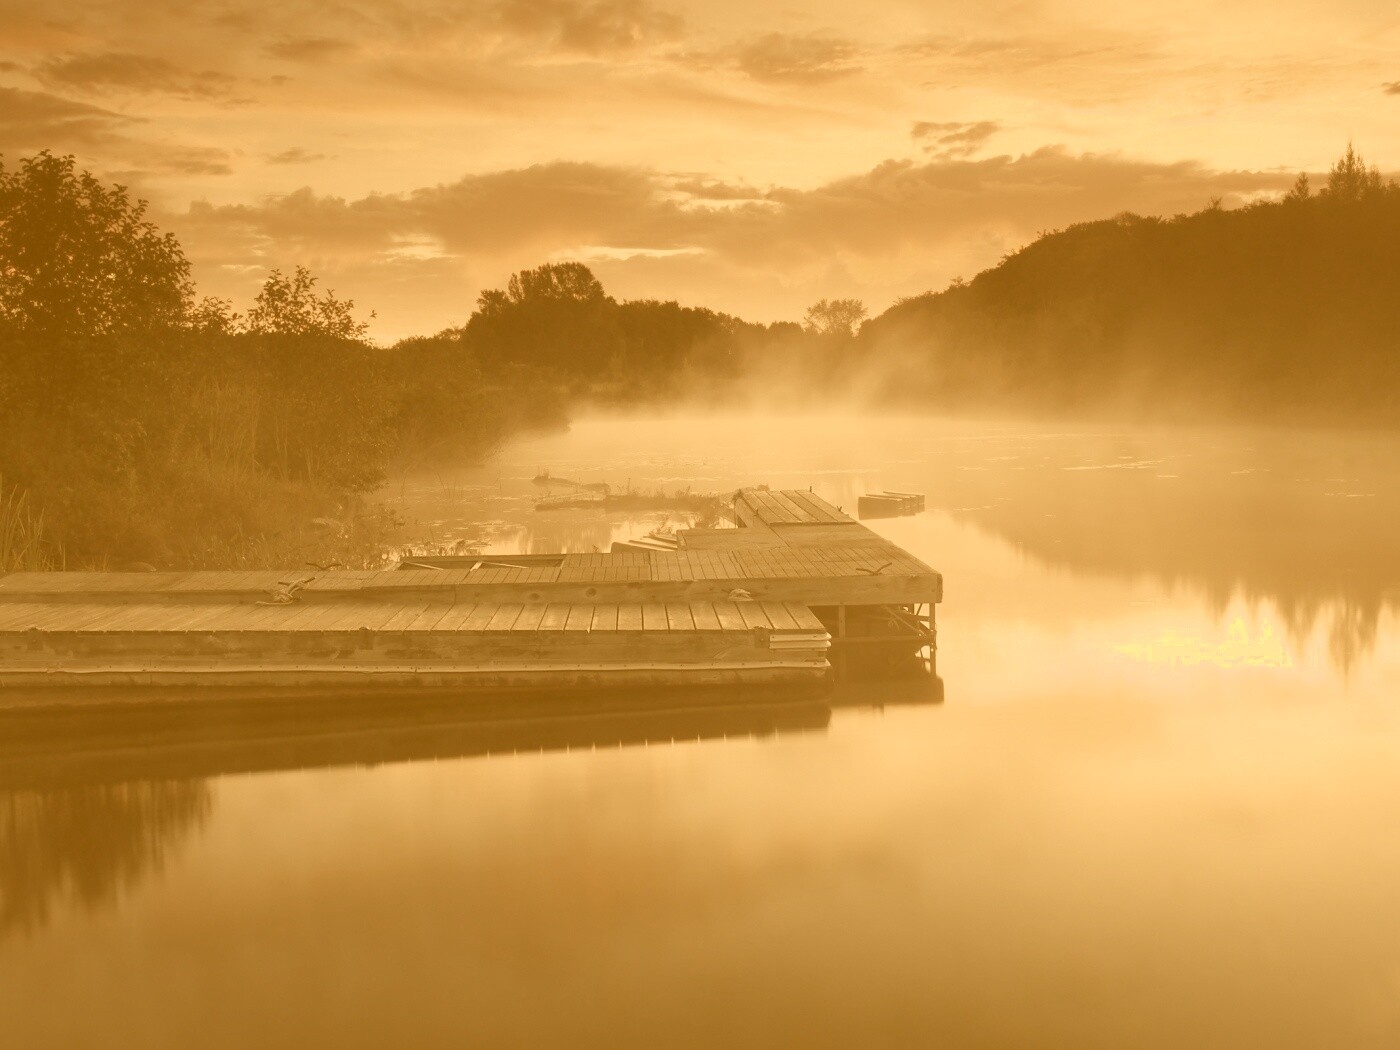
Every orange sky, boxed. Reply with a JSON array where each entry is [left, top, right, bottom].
[[2, 0, 1397, 341]]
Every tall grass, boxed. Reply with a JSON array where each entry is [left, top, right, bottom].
[[0, 477, 60, 572]]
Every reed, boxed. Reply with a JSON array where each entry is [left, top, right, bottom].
[[0, 477, 60, 572]]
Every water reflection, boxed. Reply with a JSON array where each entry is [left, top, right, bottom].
[[0, 674, 939, 936], [918, 427, 1400, 671], [0, 780, 211, 938], [9, 416, 1400, 1048]]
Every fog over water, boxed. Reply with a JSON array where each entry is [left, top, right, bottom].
[[5, 412, 1400, 1048]]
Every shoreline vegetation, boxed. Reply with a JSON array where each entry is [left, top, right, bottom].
[[2, 146, 1396, 571]]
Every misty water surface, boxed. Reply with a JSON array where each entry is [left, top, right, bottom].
[[4, 413, 1400, 1049]]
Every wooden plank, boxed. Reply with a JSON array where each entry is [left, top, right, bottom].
[[109, 603, 193, 631], [375, 604, 428, 630], [247, 602, 316, 629], [70, 603, 166, 631], [732, 491, 756, 525], [786, 603, 827, 632], [127, 604, 205, 630], [363, 569, 444, 590], [486, 604, 525, 631], [288, 602, 354, 632], [289, 599, 369, 632], [769, 491, 813, 523], [300, 573, 369, 594], [591, 605, 619, 632], [713, 603, 748, 632], [762, 602, 800, 631], [459, 603, 502, 631], [170, 603, 255, 632], [246, 600, 325, 631], [512, 604, 548, 632], [198, 603, 291, 632], [276, 601, 353, 632], [538, 604, 571, 630], [565, 605, 594, 631], [403, 603, 456, 631], [788, 489, 847, 523], [737, 603, 772, 630], [665, 603, 695, 631], [0, 572, 93, 593], [751, 490, 787, 525], [170, 571, 261, 593], [616, 604, 644, 631], [432, 603, 480, 632], [782, 489, 826, 522], [641, 603, 668, 631], [29, 602, 128, 631], [688, 602, 721, 631], [0, 602, 90, 631]]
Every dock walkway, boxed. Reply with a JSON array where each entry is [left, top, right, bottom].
[[0, 490, 940, 699]]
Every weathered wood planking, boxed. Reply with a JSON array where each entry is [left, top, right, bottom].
[[0, 486, 936, 697], [733, 488, 853, 527]]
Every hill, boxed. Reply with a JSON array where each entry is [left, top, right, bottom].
[[859, 147, 1400, 424]]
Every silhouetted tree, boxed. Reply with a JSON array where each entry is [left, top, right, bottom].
[[1284, 172, 1311, 203], [466, 261, 620, 379], [245, 266, 371, 341], [0, 151, 192, 337], [1322, 142, 1385, 203], [506, 261, 607, 304], [803, 298, 867, 338]]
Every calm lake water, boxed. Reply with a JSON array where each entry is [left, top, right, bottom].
[[5, 413, 1400, 1048]]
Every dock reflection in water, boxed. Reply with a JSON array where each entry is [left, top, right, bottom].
[[0, 670, 941, 939]]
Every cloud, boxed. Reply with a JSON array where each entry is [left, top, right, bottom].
[[0, 87, 233, 175], [494, 0, 683, 55], [171, 146, 1296, 340], [897, 31, 1164, 103], [35, 52, 236, 99], [666, 175, 768, 202], [265, 37, 358, 63], [1384, 81, 1400, 95], [267, 147, 328, 164], [0, 87, 135, 152], [680, 32, 863, 84], [179, 148, 1298, 269], [722, 148, 1293, 266], [735, 33, 862, 84], [911, 120, 1000, 159]]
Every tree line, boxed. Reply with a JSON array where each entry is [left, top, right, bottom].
[[0, 150, 863, 569], [0, 152, 567, 569], [6, 143, 1394, 568], [858, 145, 1400, 423]]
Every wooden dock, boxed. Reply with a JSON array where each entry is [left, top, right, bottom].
[[0, 489, 940, 701]]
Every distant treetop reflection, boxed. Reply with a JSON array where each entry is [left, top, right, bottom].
[[0, 781, 212, 938], [925, 428, 1400, 674]]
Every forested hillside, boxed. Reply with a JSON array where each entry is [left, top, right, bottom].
[[860, 147, 1400, 423]]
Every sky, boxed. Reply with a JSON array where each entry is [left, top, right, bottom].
[[2, 0, 1397, 342]]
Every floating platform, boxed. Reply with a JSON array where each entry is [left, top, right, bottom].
[[0, 489, 940, 703], [858, 491, 926, 519]]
